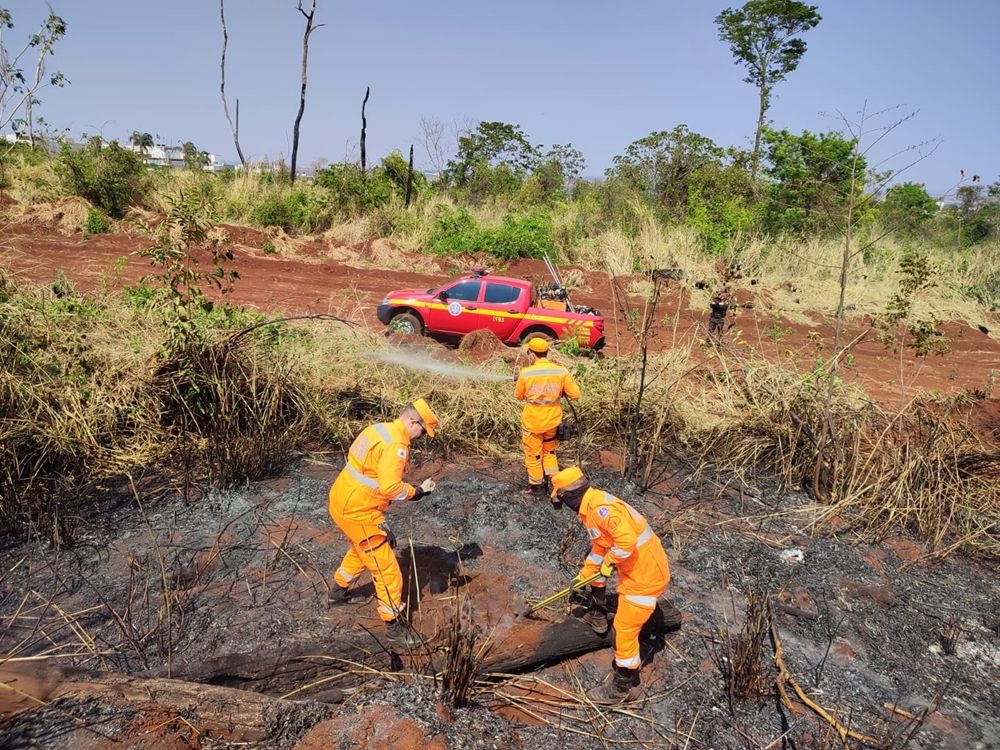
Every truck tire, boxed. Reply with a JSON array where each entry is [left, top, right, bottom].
[[389, 311, 424, 336], [520, 327, 555, 345]]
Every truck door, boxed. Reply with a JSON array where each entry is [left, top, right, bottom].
[[479, 282, 525, 341], [434, 279, 483, 335]]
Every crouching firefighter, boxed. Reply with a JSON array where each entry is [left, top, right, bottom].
[[328, 399, 439, 647], [550, 466, 671, 701], [515, 336, 581, 497]]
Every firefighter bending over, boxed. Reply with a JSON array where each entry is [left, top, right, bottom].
[[327, 399, 439, 647], [515, 336, 581, 497], [550, 466, 671, 701]]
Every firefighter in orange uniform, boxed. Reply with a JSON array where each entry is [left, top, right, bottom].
[[328, 399, 439, 647], [550, 466, 671, 701], [514, 336, 581, 496]]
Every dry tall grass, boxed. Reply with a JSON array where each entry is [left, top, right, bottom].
[[1, 269, 996, 554]]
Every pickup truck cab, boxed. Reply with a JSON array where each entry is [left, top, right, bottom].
[[377, 273, 605, 350]]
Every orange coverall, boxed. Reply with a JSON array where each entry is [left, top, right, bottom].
[[577, 488, 670, 671], [514, 357, 581, 487], [328, 419, 416, 622]]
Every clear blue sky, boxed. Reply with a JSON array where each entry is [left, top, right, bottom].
[[4, 0, 998, 194]]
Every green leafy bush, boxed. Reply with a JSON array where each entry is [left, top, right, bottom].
[[314, 162, 394, 215], [424, 206, 554, 260], [58, 138, 151, 218], [249, 189, 332, 233], [83, 207, 110, 234]]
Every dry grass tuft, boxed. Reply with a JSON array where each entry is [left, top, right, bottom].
[[1, 196, 92, 235], [710, 581, 772, 711]]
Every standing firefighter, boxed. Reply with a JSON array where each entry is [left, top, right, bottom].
[[515, 336, 581, 496], [328, 399, 439, 647], [550, 466, 671, 701]]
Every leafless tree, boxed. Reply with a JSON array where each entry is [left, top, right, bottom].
[[360, 86, 369, 177], [418, 116, 448, 176], [405, 144, 415, 207], [290, 0, 324, 183], [219, 0, 246, 167]]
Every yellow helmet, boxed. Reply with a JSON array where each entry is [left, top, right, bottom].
[[525, 336, 549, 354], [412, 398, 438, 437], [549, 465, 584, 498]]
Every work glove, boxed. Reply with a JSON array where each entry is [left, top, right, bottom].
[[599, 559, 615, 579], [410, 478, 436, 502], [378, 523, 397, 550]]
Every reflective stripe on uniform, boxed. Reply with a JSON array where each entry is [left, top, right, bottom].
[[610, 546, 632, 560], [336, 566, 362, 584], [378, 602, 403, 619], [615, 653, 642, 668], [373, 423, 393, 444], [636, 526, 653, 547], [528, 398, 560, 405], [587, 552, 604, 565], [345, 463, 379, 489], [392, 486, 409, 501], [524, 368, 567, 377], [624, 593, 657, 608]]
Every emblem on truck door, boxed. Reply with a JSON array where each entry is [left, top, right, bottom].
[[448, 301, 462, 316]]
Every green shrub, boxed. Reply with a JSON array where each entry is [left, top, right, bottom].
[[58, 138, 152, 218], [315, 162, 395, 215], [487, 213, 554, 260], [425, 206, 479, 255], [424, 206, 554, 260], [83, 207, 110, 234], [249, 189, 332, 233]]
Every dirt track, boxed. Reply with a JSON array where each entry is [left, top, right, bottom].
[[2, 220, 999, 406]]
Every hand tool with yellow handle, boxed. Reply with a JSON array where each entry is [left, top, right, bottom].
[[519, 572, 603, 618]]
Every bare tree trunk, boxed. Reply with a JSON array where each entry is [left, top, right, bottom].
[[405, 144, 415, 207], [290, 0, 323, 183], [220, 0, 246, 167], [752, 78, 767, 178], [360, 86, 370, 177]]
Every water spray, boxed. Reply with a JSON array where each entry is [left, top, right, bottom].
[[366, 349, 514, 382]]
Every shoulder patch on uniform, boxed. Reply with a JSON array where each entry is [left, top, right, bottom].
[[397, 448, 408, 459], [598, 506, 610, 518]]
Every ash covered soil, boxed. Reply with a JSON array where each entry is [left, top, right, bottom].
[[1, 457, 997, 749]]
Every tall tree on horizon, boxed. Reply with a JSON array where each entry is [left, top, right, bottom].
[[715, 0, 821, 177], [290, 0, 323, 183], [219, 0, 246, 167]]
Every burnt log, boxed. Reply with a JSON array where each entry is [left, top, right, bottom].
[[166, 598, 682, 699], [0, 665, 332, 744]]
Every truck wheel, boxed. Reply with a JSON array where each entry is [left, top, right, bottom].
[[520, 328, 554, 345], [389, 311, 423, 336]]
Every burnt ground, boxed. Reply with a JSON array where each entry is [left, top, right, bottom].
[[1, 455, 997, 749]]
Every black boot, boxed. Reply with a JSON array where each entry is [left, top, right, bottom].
[[522, 483, 545, 498], [327, 585, 360, 608], [582, 586, 610, 635], [385, 617, 426, 648], [590, 663, 639, 702]]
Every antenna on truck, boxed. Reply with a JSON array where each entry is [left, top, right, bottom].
[[542, 252, 574, 313]]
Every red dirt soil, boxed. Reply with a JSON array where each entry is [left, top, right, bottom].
[[2, 218, 998, 407]]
